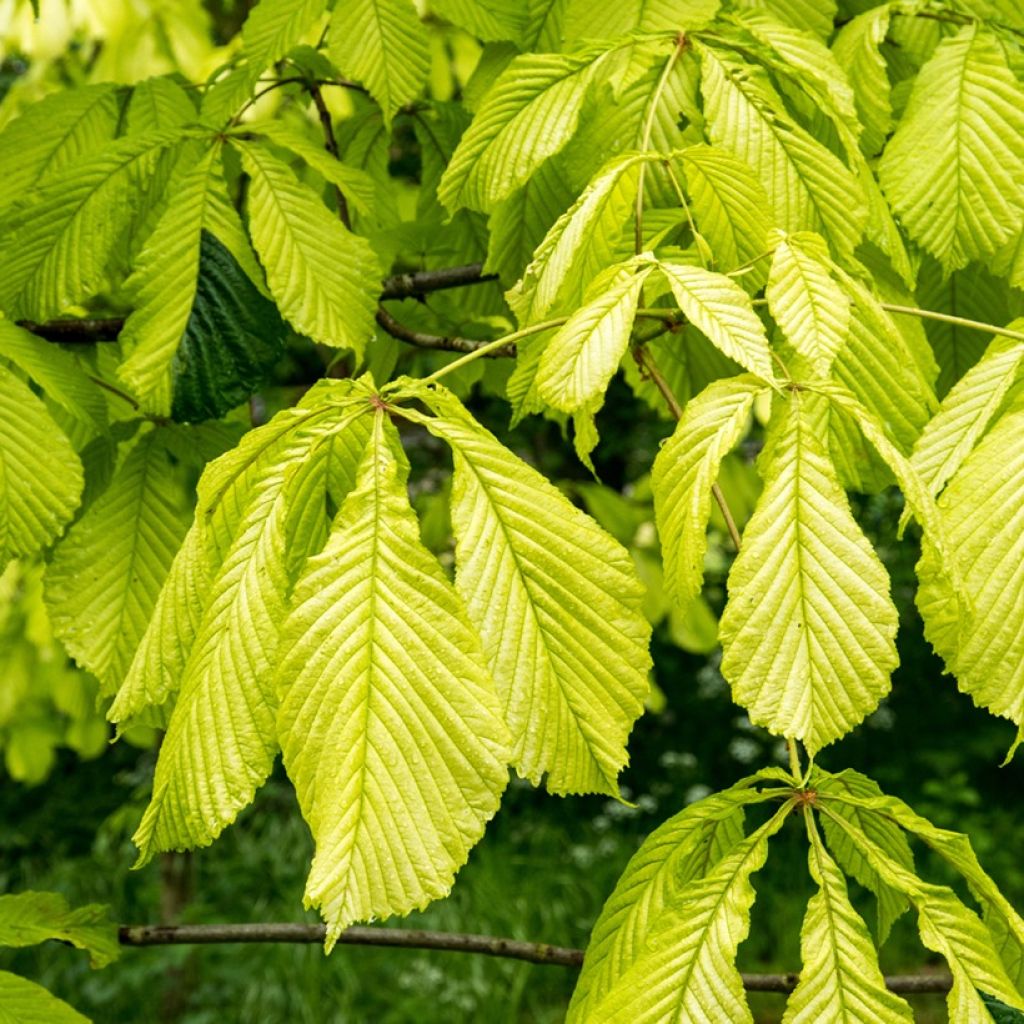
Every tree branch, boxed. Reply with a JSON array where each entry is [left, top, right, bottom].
[[116, 923, 953, 994], [15, 265, 495, 345], [375, 306, 515, 357]]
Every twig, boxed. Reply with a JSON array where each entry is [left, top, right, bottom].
[[879, 303, 1024, 343], [17, 317, 124, 343], [307, 80, 349, 229], [116, 923, 954, 993]]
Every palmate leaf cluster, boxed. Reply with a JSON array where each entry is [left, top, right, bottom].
[[2, 0, 1024, 1020]]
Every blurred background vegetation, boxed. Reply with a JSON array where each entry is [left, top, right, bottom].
[[2, 1, 1023, 1022]]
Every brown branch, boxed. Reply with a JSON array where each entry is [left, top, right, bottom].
[[116, 923, 954, 994], [380, 262, 497, 300], [307, 80, 350, 230], [15, 265, 495, 345], [375, 306, 515, 357]]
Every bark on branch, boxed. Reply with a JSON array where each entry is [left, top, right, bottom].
[[117, 923, 954, 994]]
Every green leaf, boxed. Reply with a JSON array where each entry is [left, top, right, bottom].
[[652, 376, 764, 611], [568, 785, 765, 1023], [735, 0, 835, 40], [328, 0, 428, 125], [239, 141, 381, 355], [0, 129, 188, 320], [508, 153, 654, 324], [439, 48, 609, 213], [831, 5, 892, 157], [657, 261, 775, 380], [0, 972, 90, 1024], [0, 367, 83, 571], [125, 77, 196, 133], [275, 413, 509, 945], [766, 232, 849, 376], [910, 336, 1024, 499], [821, 785, 1024, 991], [428, 0, 526, 43], [243, 121, 377, 218], [562, 0, 719, 41], [45, 431, 191, 695], [119, 149, 286, 417], [813, 768, 914, 945], [916, 409, 1024, 753], [0, 320, 106, 432], [412, 387, 651, 795], [168, 231, 288, 422], [878, 25, 1024, 273], [130, 401, 370, 861], [580, 804, 791, 1023], [820, 803, 1024, 1019], [697, 43, 866, 256], [536, 262, 653, 415], [719, 392, 899, 754], [110, 398, 369, 729], [0, 83, 121, 216], [782, 822, 913, 1024], [679, 144, 772, 279], [242, 0, 327, 67], [0, 891, 119, 968]]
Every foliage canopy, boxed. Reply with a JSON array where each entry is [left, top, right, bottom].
[[3, 0, 1024, 1020]]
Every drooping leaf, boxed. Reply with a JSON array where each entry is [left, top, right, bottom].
[[110, 397, 370, 729], [719, 392, 899, 754], [568, 785, 767, 1023], [275, 413, 509, 945], [766, 232, 849, 376], [821, 785, 1024, 991], [652, 375, 764, 611], [239, 141, 381, 355], [0, 891, 118, 968], [878, 25, 1024, 273], [0, 972, 89, 1024], [124, 77, 196, 133], [781, 822, 913, 1023], [813, 768, 914, 945], [657, 261, 775, 380], [697, 43, 866, 256], [439, 48, 609, 213], [328, 0, 429, 124], [45, 430, 191, 695], [0, 367, 83, 571], [580, 804, 791, 1023], [130, 402, 370, 861], [410, 387, 651, 795], [537, 262, 654, 414], [820, 804, 1024, 1020]]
